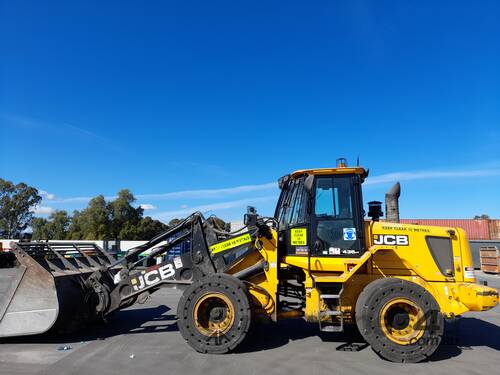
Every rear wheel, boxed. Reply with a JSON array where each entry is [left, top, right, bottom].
[[177, 274, 252, 353], [355, 278, 443, 363]]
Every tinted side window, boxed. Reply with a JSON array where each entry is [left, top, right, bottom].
[[285, 181, 299, 225], [278, 178, 308, 228], [426, 236, 454, 276], [290, 182, 306, 226], [315, 177, 353, 219], [277, 182, 292, 227]]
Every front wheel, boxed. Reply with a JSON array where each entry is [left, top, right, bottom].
[[355, 278, 444, 363], [177, 274, 252, 354]]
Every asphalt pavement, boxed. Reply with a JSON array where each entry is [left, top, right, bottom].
[[1, 272, 499, 375]]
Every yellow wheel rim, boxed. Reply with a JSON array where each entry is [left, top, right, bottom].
[[379, 298, 425, 345], [193, 292, 235, 337]]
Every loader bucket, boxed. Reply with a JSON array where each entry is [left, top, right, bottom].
[[0, 242, 115, 338]]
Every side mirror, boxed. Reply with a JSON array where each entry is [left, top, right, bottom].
[[304, 175, 314, 194]]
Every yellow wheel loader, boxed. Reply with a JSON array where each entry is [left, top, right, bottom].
[[0, 161, 497, 362]]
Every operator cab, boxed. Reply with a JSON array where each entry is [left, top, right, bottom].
[[274, 160, 368, 258]]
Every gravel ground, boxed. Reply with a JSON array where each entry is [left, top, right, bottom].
[[0, 272, 499, 375]]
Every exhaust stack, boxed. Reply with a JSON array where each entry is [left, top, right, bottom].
[[385, 182, 401, 223]]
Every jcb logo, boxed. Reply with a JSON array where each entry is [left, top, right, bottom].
[[130, 258, 182, 292], [373, 234, 409, 246]]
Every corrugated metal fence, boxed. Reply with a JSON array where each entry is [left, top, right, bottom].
[[400, 219, 499, 240], [489, 220, 500, 240]]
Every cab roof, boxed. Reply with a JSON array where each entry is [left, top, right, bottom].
[[278, 167, 369, 190], [290, 167, 368, 180]]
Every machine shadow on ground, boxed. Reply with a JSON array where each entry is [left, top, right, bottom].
[[422, 318, 500, 362], [1, 303, 498, 364], [236, 316, 500, 362], [0, 305, 177, 345], [237, 319, 372, 355]]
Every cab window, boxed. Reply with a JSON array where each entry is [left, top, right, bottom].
[[315, 177, 353, 218], [314, 176, 358, 254], [277, 178, 308, 228]]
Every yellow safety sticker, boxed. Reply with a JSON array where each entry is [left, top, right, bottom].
[[210, 233, 252, 254], [291, 228, 307, 246]]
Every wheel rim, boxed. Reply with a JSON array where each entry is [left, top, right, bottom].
[[379, 298, 425, 345], [193, 292, 235, 337]]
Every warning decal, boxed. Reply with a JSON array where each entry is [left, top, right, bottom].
[[210, 233, 252, 254], [291, 228, 307, 246]]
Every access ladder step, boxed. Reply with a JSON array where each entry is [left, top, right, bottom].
[[318, 287, 344, 333], [320, 294, 341, 299], [320, 310, 342, 317], [320, 325, 344, 332]]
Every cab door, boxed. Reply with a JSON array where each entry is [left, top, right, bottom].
[[311, 174, 365, 257], [275, 177, 312, 257]]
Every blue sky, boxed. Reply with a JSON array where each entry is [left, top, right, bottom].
[[1, 0, 499, 222]]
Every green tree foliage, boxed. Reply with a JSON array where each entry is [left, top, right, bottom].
[[68, 210, 83, 240], [168, 218, 182, 227], [69, 195, 110, 240], [108, 190, 143, 239], [49, 210, 72, 238], [473, 214, 490, 220], [31, 217, 50, 239], [32, 210, 71, 240], [35, 190, 170, 240], [0, 178, 41, 238], [0, 180, 177, 240], [137, 216, 168, 239]]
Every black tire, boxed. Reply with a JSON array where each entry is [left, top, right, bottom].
[[177, 273, 252, 354], [355, 278, 444, 363]]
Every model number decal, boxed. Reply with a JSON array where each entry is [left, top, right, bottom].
[[373, 234, 409, 246]]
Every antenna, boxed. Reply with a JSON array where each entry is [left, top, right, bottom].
[[356, 155, 360, 166]]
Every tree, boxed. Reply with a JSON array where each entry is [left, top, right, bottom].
[[23, 186, 176, 241], [0, 178, 41, 238], [108, 189, 143, 239], [48, 210, 71, 239], [68, 210, 84, 240], [32, 210, 71, 240], [168, 218, 182, 227], [31, 217, 51, 240], [65, 190, 165, 240], [473, 214, 490, 220], [206, 216, 227, 231], [69, 195, 110, 240], [137, 216, 169, 238]]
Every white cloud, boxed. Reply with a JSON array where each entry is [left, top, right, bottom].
[[364, 168, 500, 186], [180, 204, 188, 209], [1, 113, 108, 143], [135, 182, 277, 201], [47, 165, 500, 205], [51, 182, 278, 204], [155, 196, 276, 221], [51, 195, 101, 203], [139, 204, 157, 210], [33, 206, 54, 215], [39, 190, 56, 200]]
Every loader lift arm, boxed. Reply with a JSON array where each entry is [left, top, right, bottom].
[[97, 210, 276, 317], [98, 212, 221, 315], [1, 211, 269, 337]]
